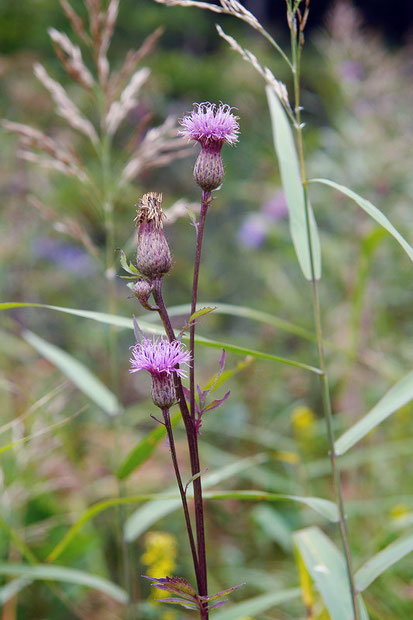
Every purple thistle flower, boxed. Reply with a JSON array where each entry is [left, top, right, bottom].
[[135, 192, 172, 278], [179, 102, 239, 191], [179, 102, 239, 147], [130, 336, 191, 378], [130, 336, 192, 409]]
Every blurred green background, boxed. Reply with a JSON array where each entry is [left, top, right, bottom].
[[1, 1, 413, 618]]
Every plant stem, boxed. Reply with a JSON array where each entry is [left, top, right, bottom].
[[162, 408, 201, 588], [189, 191, 211, 421], [152, 279, 209, 616], [290, 11, 360, 619]]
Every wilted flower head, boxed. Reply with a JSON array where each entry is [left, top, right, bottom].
[[135, 192, 172, 278], [130, 335, 191, 409], [179, 102, 239, 191], [179, 102, 239, 148]]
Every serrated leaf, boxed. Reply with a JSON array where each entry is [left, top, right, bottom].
[[266, 86, 321, 281], [157, 597, 199, 609], [0, 563, 128, 604], [203, 583, 245, 602], [335, 370, 413, 455], [22, 330, 122, 416], [142, 575, 197, 600], [355, 532, 413, 591], [310, 178, 413, 262]]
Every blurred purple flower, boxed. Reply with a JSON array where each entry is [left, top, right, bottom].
[[339, 60, 364, 83], [237, 213, 268, 248], [261, 190, 288, 221], [31, 237, 95, 275]]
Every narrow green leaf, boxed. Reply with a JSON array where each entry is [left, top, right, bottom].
[[335, 370, 413, 455], [0, 578, 31, 604], [189, 306, 215, 323], [213, 587, 300, 620], [201, 490, 338, 522], [118, 249, 141, 275], [1, 303, 321, 374], [117, 411, 181, 480], [293, 527, 368, 620], [22, 330, 122, 416], [0, 563, 128, 604], [149, 302, 316, 343], [124, 454, 268, 542], [310, 178, 413, 262], [355, 533, 413, 591], [266, 86, 321, 280]]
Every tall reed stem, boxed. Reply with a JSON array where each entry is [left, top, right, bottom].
[[290, 13, 360, 619]]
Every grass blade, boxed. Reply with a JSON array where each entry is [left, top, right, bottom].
[[212, 588, 300, 620], [0, 564, 128, 604], [23, 330, 122, 416], [355, 533, 413, 591], [266, 86, 321, 280], [116, 410, 181, 479], [293, 527, 369, 620], [0, 577, 31, 604], [335, 370, 413, 455], [1, 303, 321, 374], [310, 178, 413, 262]]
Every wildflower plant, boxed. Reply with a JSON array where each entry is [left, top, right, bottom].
[[126, 101, 242, 615]]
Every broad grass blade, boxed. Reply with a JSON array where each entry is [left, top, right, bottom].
[[293, 527, 369, 620], [0, 563, 128, 604], [355, 533, 413, 591], [335, 370, 413, 455], [1, 303, 321, 374], [212, 588, 300, 620], [266, 86, 321, 281], [0, 578, 31, 604], [310, 178, 413, 262], [23, 330, 122, 416]]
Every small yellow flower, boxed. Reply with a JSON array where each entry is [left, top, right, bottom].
[[142, 532, 177, 604], [389, 503, 410, 522], [292, 406, 316, 438]]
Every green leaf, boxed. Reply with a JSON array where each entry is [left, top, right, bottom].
[[22, 330, 122, 416], [355, 533, 413, 591], [212, 587, 300, 620], [0, 578, 31, 604], [123, 454, 268, 542], [309, 178, 413, 262], [118, 249, 141, 275], [117, 411, 181, 479], [266, 86, 321, 281], [0, 563, 128, 604], [1, 303, 321, 374], [293, 527, 368, 620], [150, 302, 315, 343], [179, 306, 216, 336], [335, 370, 413, 455], [201, 490, 338, 522]]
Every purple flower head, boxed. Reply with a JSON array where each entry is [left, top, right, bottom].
[[179, 102, 239, 148], [180, 102, 239, 191], [130, 336, 191, 378]]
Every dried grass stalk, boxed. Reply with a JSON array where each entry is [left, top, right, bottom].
[[34, 63, 99, 144], [59, 0, 91, 46], [153, 0, 260, 32], [121, 116, 190, 181], [98, 0, 119, 86], [48, 27, 94, 90], [105, 67, 150, 135]]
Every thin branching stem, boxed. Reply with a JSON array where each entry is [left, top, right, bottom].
[[189, 191, 211, 421], [289, 6, 360, 618], [162, 407, 201, 584], [152, 279, 209, 617]]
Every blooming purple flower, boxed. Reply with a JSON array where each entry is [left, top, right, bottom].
[[237, 213, 268, 248], [179, 102, 239, 147], [130, 336, 191, 378], [179, 102, 239, 191]]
